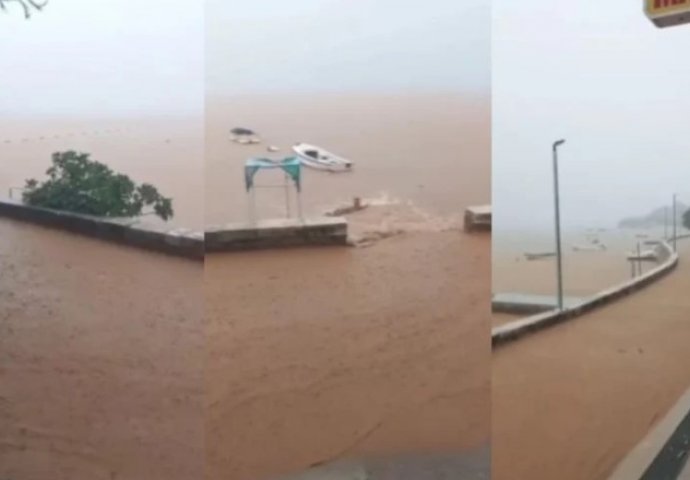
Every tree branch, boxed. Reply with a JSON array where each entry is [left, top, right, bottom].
[[0, 0, 48, 18], [27, 0, 48, 10]]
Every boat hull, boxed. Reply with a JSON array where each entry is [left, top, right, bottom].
[[292, 143, 353, 172]]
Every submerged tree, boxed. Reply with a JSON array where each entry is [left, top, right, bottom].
[[0, 0, 48, 18], [23, 151, 174, 221]]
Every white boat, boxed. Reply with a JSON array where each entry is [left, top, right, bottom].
[[572, 243, 606, 252], [524, 252, 556, 261], [627, 249, 658, 261], [292, 143, 353, 172]]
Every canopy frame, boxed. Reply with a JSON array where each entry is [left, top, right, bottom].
[[244, 156, 303, 223]]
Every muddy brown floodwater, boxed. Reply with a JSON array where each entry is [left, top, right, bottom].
[[1, 93, 489, 480], [205, 94, 490, 224], [492, 228, 662, 298], [492, 240, 690, 480], [205, 231, 490, 480], [204, 93, 491, 480], [0, 219, 203, 480]]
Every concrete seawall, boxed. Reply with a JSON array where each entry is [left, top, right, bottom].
[[492, 240, 680, 347], [0, 200, 203, 260], [0, 200, 349, 257], [205, 217, 348, 252], [607, 385, 690, 480]]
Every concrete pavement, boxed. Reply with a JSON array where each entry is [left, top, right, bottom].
[[271, 446, 490, 480]]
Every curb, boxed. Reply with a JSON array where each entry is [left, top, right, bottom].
[[607, 385, 690, 480]]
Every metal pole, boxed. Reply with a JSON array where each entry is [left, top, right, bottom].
[[637, 241, 642, 276], [553, 139, 566, 311], [284, 173, 291, 218], [249, 188, 257, 225], [673, 194, 677, 252]]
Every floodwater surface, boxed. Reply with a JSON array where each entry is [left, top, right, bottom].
[[205, 93, 491, 480], [0, 219, 203, 480], [493, 240, 690, 480]]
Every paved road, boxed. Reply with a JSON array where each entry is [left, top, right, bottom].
[[493, 241, 690, 480]]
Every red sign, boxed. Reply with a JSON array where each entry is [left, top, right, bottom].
[[650, 0, 688, 12], [646, 0, 690, 27]]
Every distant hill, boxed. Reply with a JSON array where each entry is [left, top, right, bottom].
[[619, 202, 689, 229]]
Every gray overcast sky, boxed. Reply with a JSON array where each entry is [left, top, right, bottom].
[[1, 1, 487, 113], [493, 0, 690, 231], [0, 0, 203, 117], [206, 0, 489, 96]]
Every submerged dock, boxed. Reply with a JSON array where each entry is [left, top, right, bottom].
[[464, 204, 492, 232], [492, 292, 588, 315], [205, 216, 348, 252]]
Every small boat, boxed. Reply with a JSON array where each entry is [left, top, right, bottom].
[[292, 143, 353, 172], [231, 127, 256, 136], [524, 252, 556, 261], [572, 243, 606, 252]]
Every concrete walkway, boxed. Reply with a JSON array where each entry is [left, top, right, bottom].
[[608, 384, 690, 480], [679, 461, 690, 480], [492, 292, 588, 315], [271, 447, 490, 480]]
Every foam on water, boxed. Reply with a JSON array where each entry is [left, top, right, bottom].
[[326, 192, 462, 247]]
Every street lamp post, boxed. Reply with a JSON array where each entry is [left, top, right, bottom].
[[553, 139, 566, 311], [673, 193, 677, 252]]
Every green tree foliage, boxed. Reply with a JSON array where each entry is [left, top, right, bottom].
[[683, 209, 690, 230], [23, 151, 174, 221]]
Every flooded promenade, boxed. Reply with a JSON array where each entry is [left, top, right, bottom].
[[0, 219, 203, 480], [1, 3, 206, 478], [206, 231, 489, 480], [493, 240, 690, 480], [205, 94, 491, 480]]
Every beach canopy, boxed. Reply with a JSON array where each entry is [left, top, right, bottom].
[[244, 156, 302, 192]]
